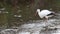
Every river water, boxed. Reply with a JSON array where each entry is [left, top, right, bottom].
[[0, 13, 60, 34]]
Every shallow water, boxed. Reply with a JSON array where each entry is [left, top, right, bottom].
[[0, 13, 60, 34]]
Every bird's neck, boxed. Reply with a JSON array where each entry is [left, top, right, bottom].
[[37, 11, 41, 14]]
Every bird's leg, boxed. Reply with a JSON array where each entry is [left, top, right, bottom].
[[45, 18, 48, 22], [44, 16, 49, 22], [44, 18, 49, 32]]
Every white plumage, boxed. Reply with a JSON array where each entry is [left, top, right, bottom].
[[36, 9, 55, 20]]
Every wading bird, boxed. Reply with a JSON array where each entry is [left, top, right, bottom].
[[35, 9, 55, 21]]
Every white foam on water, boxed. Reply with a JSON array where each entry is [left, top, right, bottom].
[[52, 33, 60, 34], [20, 19, 57, 30], [20, 23, 35, 29], [32, 31, 40, 34], [18, 32, 30, 34], [18, 18, 60, 34]]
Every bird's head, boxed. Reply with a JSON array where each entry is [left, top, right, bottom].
[[35, 9, 40, 16], [37, 9, 40, 12]]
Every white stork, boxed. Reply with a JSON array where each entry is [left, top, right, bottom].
[[35, 9, 55, 21]]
